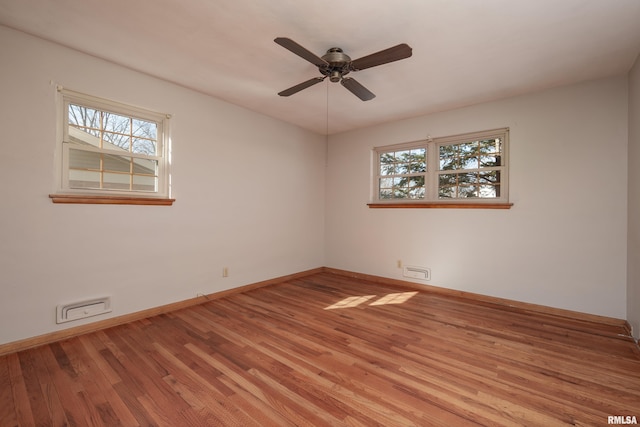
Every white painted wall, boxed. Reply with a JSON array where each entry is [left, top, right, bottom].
[[0, 26, 326, 345], [326, 77, 629, 319], [628, 53, 640, 339]]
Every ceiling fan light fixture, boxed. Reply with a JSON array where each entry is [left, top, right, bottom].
[[329, 70, 342, 82]]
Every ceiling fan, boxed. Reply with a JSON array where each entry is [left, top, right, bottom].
[[275, 37, 412, 101]]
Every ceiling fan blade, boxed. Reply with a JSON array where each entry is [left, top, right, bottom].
[[278, 77, 326, 97], [350, 43, 412, 71], [340, 77, 375, 101], [274, 37, 328, 68]]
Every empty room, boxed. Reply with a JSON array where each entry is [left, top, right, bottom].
[[1, 0, 640, 425]]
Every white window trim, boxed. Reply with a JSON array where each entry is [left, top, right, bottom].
[[371, 128, 510, 207], [53, 86, 172, 201]]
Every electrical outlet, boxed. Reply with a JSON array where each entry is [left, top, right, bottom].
[[222, 267, 229, 277], [397, 260, 402, 268]]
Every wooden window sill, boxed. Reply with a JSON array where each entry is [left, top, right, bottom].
[[49, 194, 175, 206], [367, 202, 513, 209]]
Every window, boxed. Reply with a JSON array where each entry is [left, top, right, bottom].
[[371, 128, 510, 208], [52, 88, 172, 205]]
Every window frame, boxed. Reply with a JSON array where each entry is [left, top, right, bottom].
[[52, 87, 173, 205], [370, 128, 510, 208]]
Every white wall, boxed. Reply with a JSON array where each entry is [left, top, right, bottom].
[[0, 26, 326, 345], [326, 77, 629, 319], [628, 53, 640, 338]]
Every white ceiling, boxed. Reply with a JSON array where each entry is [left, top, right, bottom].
[[2, 0, 640, 135]]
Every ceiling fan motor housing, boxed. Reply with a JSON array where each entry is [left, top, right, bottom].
[[321, 47, 351, 82]]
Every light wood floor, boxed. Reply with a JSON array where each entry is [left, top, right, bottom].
[[1, 272, 639, 426]]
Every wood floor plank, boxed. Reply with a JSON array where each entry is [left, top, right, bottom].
[[216, 371, 299, 427], [2, 354, 28, 427], [0, 357, 18, 427], [71, 336, 140, 426], [38, 342, 96, 426], [17, 349, 57, 425], [1, 271, 639, 426]]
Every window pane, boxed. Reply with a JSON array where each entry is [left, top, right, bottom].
[[101, 112, 131, 151], [408, 187, 425, 199], [409, 148, 426, 172], [396, 162, 409, 174], [103, 154, 131, 173], [379, 178, 393, 189], [132, 118, 157, 139], [68, 104, 99, 130], [408, 176, 424, 187], [380, 149, 426, 174], [480, 155, 500, 167], [461, 142, 477, 153], [462, 172, 478, 183], [460, 156, 478, 169], [439, 144, 457, 158], [70, 127, 101, 145], [479, 185, 498, 198], [439, 173, 457, 186], [379, 189, 393, 199], [102, 131, 130, 151], [395, 150, 410, 161], [438, 185, 455, 199], [414, 162, 426, 173], [393, 189, 407, 198], [133, 175, 157, 192], [439, 157, 455, 170], [102, 112, 130, 134], [378, 147, 426, 200], [438, 172, 481, 198], [440, 138, 504, 172], [133, 158, 157, 174], [69, 170, 100, 189], [69, 148, 100, 170], [439, 145, 460, 170], [478, 137, 502, 154], [132, 138, 157, 155], [479, 170, 500, 184], [69, 127, 101, 146], [458, 185, 477, 198], [68, 104, 101, 144], [380, 153, 395, 175], [102, 173, 130, 190]]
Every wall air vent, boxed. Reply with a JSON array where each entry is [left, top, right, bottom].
[[403, 266, 431, 281], [56, 297, 112, 324]]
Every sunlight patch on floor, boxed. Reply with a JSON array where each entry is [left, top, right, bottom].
[[324, 291, 418, 310], [369, 291, 418, 306], [324, 295, 377, 310]]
